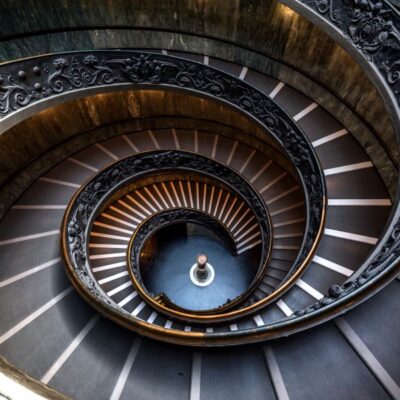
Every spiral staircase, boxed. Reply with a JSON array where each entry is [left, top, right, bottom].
[[0, 1, 400, 399]]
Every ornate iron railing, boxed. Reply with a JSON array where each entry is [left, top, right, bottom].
[[63, 150, 282, 324], [0, 1, 397, 349], [52, 46, 400, 341], [0, 52, 325, 263], [0, 50, 329, 342], [277, 0, 400, 320]]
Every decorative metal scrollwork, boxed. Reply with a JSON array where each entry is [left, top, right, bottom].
[[301, 0, 400, 105], [0, 6, 396, 341], [63, 150, 275, 319], [1, 51, 325, 311], [283, 0, 400, 315]]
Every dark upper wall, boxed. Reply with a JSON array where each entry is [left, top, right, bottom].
[[0, 0, 291, 46], [0, 0, 396, 180]]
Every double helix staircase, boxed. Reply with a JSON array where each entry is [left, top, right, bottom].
[[0, 23, 399, 399]]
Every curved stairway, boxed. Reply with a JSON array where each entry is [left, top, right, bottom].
[[0, 49, 398, 399]]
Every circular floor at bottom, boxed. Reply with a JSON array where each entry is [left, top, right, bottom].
[[142, 225, 260, 310]]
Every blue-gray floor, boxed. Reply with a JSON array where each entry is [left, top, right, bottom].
[[143, 227, 260, 310]]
